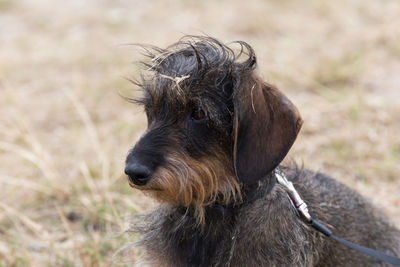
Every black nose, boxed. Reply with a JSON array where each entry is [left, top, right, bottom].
[[125, 162, 152, 186]]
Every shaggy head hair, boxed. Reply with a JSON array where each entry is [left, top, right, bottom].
[[125, 36, 302, 224]]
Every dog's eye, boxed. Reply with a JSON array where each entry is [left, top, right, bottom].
[[191, 107, 206, 121]]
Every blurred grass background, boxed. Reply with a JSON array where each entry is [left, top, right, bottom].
[[0, 0, 399, 265]]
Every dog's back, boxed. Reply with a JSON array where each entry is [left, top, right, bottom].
[[232, 167, 400, 267]]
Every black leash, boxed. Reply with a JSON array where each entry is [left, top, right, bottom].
[[311, 219, 400, 266], [275, 169, 400, 266]]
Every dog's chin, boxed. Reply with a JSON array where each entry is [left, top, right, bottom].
[[128, 176, 200, 206], [129, 173, 240, 225]]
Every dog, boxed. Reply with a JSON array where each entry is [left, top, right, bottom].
[[124, 36, 400, 266]]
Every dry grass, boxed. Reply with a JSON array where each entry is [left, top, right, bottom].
[[1, 0, 399, 265]]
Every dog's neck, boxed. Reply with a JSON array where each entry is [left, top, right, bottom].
[[179, 171, 277, 225], [240, 171, 276, 205], [132, 172, 278, 267]]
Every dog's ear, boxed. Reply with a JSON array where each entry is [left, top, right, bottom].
[[233, 76, 303, 184]]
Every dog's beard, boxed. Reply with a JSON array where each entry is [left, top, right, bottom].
[[132, 150, 241, 224]]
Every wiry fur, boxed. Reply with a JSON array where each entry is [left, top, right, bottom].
[[125, 36, 400, 266], [129, 168, 400, 267], [126, 36, 252, 223], [131, 36, 254, 130], [128, 148, 241, 224]]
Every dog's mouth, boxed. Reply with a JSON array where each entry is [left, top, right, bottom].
[[127, 175, 148, 186], [126, 175, 161, 191]]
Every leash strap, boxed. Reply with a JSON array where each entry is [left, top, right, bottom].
[[311, 219, 400, 266], [275, 169, 400, 266]]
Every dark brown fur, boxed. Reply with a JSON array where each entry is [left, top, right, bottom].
[[124, 36, 400, 266]]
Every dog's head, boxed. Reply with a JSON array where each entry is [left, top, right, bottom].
[[125, 36, 302, 221]]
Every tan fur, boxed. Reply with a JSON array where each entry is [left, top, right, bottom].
[[130, 148, 241, 224]]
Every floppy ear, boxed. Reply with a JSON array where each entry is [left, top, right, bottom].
[[233, 76, 303, 184]]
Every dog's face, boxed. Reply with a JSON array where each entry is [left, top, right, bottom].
[[125, 36, 302, 221]]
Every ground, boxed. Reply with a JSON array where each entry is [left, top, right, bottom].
[[0, 0, 399, 265]]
